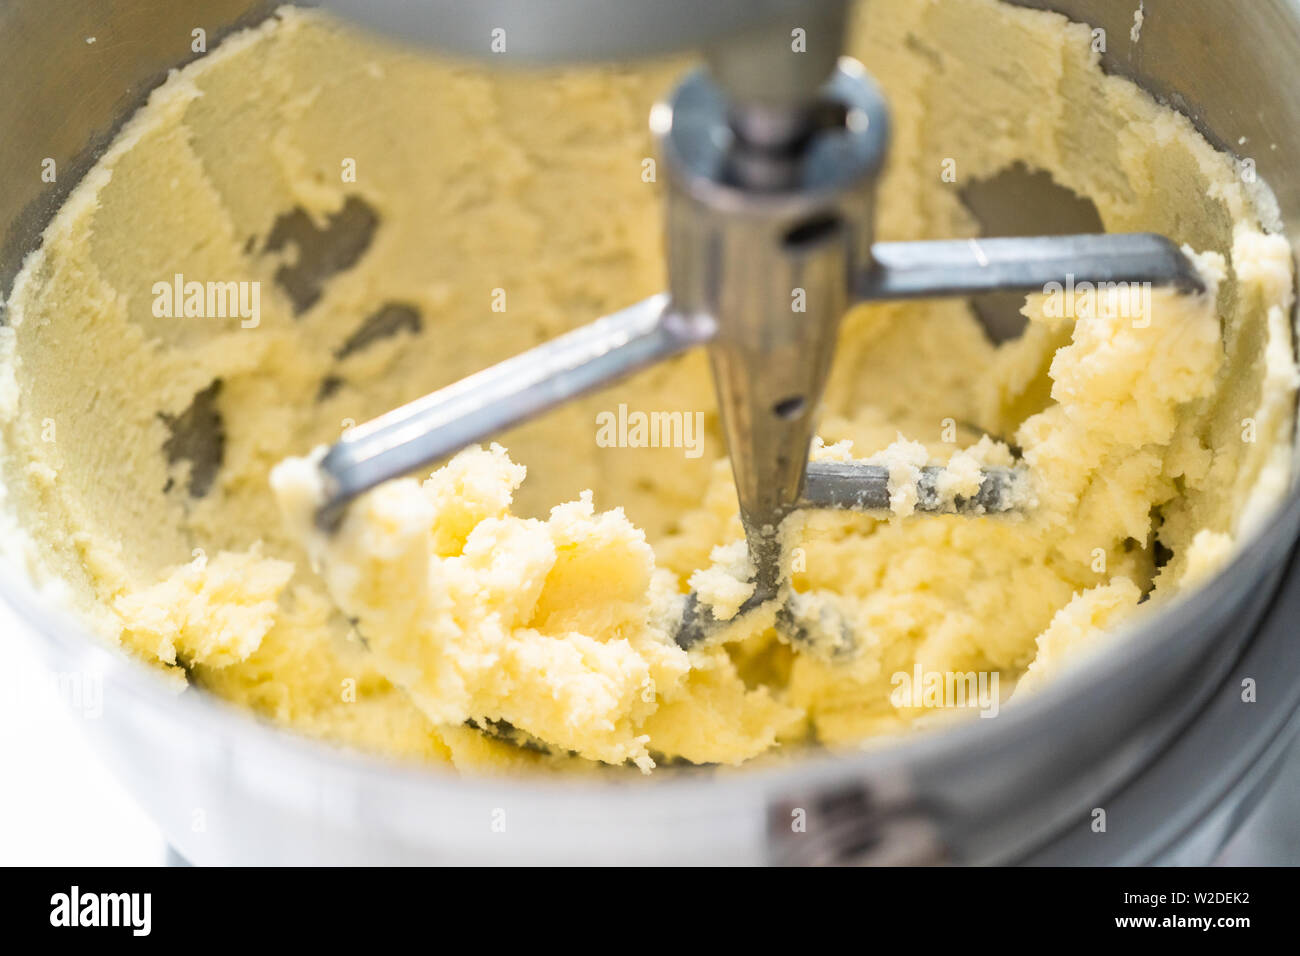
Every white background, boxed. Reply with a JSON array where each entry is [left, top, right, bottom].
[[0, 599, 165, 865]]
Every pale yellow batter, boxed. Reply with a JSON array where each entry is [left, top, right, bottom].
[[0, 0, 1295, 772]]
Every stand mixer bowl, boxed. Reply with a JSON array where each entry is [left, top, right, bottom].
[[1, 0, 1299, 864]]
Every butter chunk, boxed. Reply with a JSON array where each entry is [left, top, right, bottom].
[[114, 547, 294, 668], [273, 445, 694, 771]]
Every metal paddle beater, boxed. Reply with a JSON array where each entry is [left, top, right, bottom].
[[309, 7, 1205, 648]]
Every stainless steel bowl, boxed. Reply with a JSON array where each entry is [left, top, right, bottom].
[[2, 0, 1298, 864]]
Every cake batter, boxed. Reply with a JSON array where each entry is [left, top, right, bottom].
[[0, 0, 1294, 771]]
